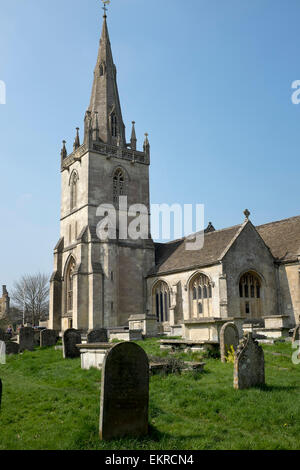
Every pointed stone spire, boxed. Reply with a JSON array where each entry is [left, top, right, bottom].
[[61, 140, 67, 160], [130, 121, 137, 150], [143, 133, 150, 156], [88, 14, 126, 147], [73, 128, 80, 151]]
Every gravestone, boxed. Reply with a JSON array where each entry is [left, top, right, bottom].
[[63, 328, 81, 359], [5, 342, 19, 355], [100, 342, 149, 440], [87, 328, 108, 344], [19, 327, 34, 352], [292, 325, 300, 343], [234, 333, 265, 390], [40, 329, 58, 348], [0, 341, 5, 364], [220, 322, 239, 363]]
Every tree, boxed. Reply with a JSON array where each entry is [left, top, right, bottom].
[[11, 273, 50, 326]]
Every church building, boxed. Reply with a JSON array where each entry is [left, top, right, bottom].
[[49, 11, 300, 338]]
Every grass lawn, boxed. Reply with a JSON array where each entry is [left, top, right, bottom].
[[0, 338, 299, 450]]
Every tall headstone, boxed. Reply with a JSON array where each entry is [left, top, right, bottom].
[[63, 328, 81, 359], [40, 329, 58, 348], [100, 342, 149, 440], [0, 341, 5, 364], [5, 342, 19, 355], [87, 329, 108, 344], [19, 327, 34, 352], [292, 325, 300, 343], [234, 333, 265, 390], [220, 322, 239, 363]]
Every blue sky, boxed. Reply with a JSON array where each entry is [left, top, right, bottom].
[[0, 0, 300, 290]]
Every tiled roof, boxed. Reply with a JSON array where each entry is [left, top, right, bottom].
[[257, 215, 300, 262], [151, 215, 300, 276], [151, 224, 242, 275]]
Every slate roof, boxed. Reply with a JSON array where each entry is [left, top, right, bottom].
[[151, 215, 300, 276]]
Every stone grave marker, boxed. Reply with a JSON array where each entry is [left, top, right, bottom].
[[63, 328, 81, 359], [19, 327, 34, 352], [220, 322, 239, 363], [234, 333, 265, 390], [100, 342, 149, 440], [292, 325, 300, 343], [40, 329, 58, 348], [5, 342, 19, 355], [87, 328, 108, 344]]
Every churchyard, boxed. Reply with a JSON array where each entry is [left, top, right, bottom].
[[0, 338, 300, 450]]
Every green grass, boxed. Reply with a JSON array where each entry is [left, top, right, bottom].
[[0, 339, 299, 450]]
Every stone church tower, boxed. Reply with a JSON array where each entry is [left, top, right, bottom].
[[49, 12, 155, 331]]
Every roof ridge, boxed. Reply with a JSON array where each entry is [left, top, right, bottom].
[[257, 214, 300, 229]]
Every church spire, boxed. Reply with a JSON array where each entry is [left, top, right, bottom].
[[88, 12, 126, 147]]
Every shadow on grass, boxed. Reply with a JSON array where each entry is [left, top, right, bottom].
[[259, 384, 298, 392]]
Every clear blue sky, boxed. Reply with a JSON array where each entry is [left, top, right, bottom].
[[0, 0, 300, 290]]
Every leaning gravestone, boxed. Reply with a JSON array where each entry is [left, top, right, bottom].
[[234, 332, 265, 390], [63, 328, 81, 359], [87, 328, 108, 344], [19, 327, 34, 352], [40, 330, 58, 348], [292, 325, 300, 343], [100, 342, 149, 440], [5, 342, 19, 355], [220, 322, 239, 363]]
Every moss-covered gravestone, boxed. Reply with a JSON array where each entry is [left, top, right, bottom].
[[87, 328, 108, 344], [220, 322, 239, 363], [19, 327, 34, 352], [234, 333, 265, 390], [40, 329, 58, 348], [62, 329, 81, 359], [100, 342, 149, 440]]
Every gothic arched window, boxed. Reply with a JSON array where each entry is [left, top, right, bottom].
[[153, 281, 169, 323], [189, 273, 213, 318], [111, 113, 118, 137], [70, 172, 78, 211], [239, 272, 262, 318], [113, 168, 125, 203], [66, 257, 76, 313], [99, 63, 104, 76]]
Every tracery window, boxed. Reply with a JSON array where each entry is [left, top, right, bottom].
[[111, 113, 118, 137], [153, 281, 169, 323], [239, 272, 262, 318], [113, 169, 125, 203], [190, 273, 213, 318], [66, 258, 76, 313]]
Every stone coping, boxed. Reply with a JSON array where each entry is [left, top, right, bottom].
[[107, 327, 129, 332], [160, 339, 218, 345], [183, 317, 240, 325], [263, 315, 290, 319], [76, 343, 113, 350]]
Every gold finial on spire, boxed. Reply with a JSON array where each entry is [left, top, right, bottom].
[[102, 0, 110, 17]]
